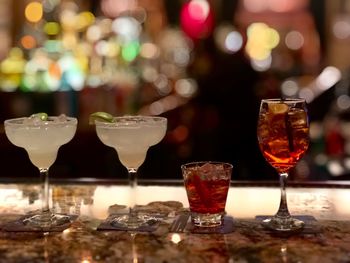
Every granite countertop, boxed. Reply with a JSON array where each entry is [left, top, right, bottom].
[[1, 216, 350, 262], [0, 183, 349, 262]]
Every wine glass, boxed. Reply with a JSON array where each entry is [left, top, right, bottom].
[[4, 114, 77, 229], [94, 115, 167, 228], [257, 98, 309, 232]]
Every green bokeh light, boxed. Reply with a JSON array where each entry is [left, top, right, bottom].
[[121, 42, 140, 62]]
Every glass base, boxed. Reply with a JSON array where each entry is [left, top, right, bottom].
[[111, 214, 158, 229], [262, 216, 304, 232], [191, 212, 223, 228], [23, 212, 71, 228]]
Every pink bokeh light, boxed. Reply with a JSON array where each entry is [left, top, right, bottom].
[[180, 0, 214, 40]]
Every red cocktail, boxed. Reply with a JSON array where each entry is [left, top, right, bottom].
[[257, 98, 309, 232], [182, 162, 232, 227]]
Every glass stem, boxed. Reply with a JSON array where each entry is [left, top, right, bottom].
[[128, 168, 138, 217], [40, 168, 50, 214], [276, 172, 291, 218], [131, 233, 138, 263]]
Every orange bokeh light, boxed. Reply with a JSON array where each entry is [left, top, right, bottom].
[[25, 2, 43, 23], [21, 35, 36, 49], [173, 125, 189, 142]]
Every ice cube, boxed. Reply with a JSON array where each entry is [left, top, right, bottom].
[[24, 115, 41, 125], [258, 128, 270, 144], [268, 139, 290, 156], [270, 115, 287, 136], [57, 114, 67, 122], [258, 114, 270, 135], [200, 162, 220, 172], [293, 128, 310, 149], [198, 162, 226, 180], [287, 108, 307, 128]]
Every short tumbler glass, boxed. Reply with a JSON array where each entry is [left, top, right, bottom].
[[181, 161, 232, 227]]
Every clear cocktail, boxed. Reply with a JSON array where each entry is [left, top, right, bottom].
[[94, 115, 167, 228], [96, 117, 167, 170], [4, 114, 77, 229]]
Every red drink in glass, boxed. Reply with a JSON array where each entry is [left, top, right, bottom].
[[257, 99, 310, 232], [257, 103, 309, 173], [182, 162, 232, 227]]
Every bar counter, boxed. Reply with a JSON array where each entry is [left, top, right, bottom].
[[1, 179, 350, 262]]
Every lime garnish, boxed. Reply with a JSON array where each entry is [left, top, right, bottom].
[[31, 112, 48, 121], [89, 111, 115, 125]]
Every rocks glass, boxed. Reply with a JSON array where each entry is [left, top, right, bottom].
[[182, 162, 232, 227]]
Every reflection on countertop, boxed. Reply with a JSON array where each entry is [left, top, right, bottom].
[[2, 182, 350, 220], [0, 182, 350, 262]]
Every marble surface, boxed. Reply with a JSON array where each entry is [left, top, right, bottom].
[[0, 182, 349, 262]]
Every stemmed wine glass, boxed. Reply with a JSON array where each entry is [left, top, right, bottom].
[[257, 98, 309, 232], [94, 115, 167, 228], [4, 114, 77, 229]]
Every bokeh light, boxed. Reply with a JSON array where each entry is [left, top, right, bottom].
[[214, 24, 233, 52], [140, 43, 159, 59], [76, 12, 95, 31], [214, 24, 243, 53], [44, 22, 60, 36], [285, 31, 304, 50], [299, 87, 315, 103], [328, 160, 344, 176], [95, 40, 109, 56], [243, 0, 308, 13], [20, 35, 36, 49], [337, 95, 350, 110], [316, 66, 341, 90], [58, 54, 85, 91], [101, 0, 137, 18], [175, 78, 197, 98], [246, 23, 279, 60], [60, 8, 77, 30], [250, 54, 272, 71], [243, 0, 266, 13], [170, 233, 182, 244], [121, 41, 140, 62], [333, 19, 350, 40], [86, 25, 101, 42], [225, 31, 243, 53], [154, 74, 170, 95], [25, 2, 43, 23], [281, 79, 299, 97], [111, 16, 141, 43], [180, 0, 214, 40], [142, 66, 158, 82]]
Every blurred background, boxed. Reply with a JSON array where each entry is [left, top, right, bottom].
[[0, 0, 349, 182]]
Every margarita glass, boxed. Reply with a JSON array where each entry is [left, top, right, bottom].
[[95, 115, 167, 228], [4, 115, 77, 229]]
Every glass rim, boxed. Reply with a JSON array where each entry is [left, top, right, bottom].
[[181, 161, 233, 170], [95, 115, 167, 126], [261, 98, 306, 103], [4, 116, 78, 127]]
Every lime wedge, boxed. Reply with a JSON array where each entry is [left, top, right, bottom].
[[268, 103, 288, 114], [89, 112, 115, 125], [31, 112, 48, 121]]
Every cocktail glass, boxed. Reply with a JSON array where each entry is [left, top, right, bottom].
[[95, 115, 167, 228], [257, 98, 309, 232], [4, 115, 77, 229], [182, 161, 232, 227]]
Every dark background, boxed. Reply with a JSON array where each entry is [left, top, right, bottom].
[[0, 0, 349, 182]]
